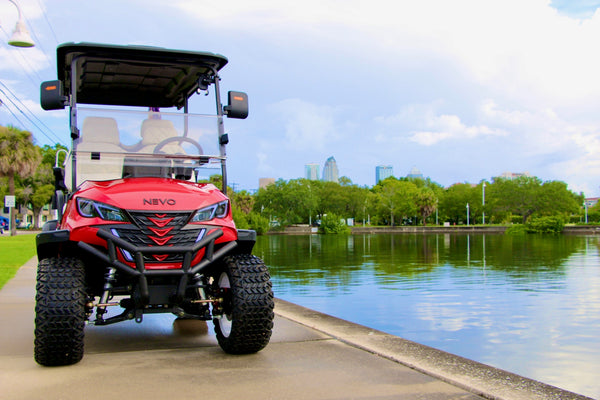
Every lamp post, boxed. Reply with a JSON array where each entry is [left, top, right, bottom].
[[466, 203, 470, 226], [482, 182, 486, 225], [6, 0, 35, 47]]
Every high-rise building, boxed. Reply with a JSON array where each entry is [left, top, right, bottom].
[[305, 163, 320, 180], [499, 171, 532, 180], [407, 166, 423, 179], [258, 178, 275, 189], [375, 165, 393, 184], [322, 156, 339, 183]]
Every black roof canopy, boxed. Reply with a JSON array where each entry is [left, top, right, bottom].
[[57, 42, 229, 108]]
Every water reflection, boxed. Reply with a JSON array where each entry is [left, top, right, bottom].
[[255, 234, 600, 398]]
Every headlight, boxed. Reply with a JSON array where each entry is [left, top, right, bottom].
[[77, 198, 127, 222], [190, 200, 228, 223]]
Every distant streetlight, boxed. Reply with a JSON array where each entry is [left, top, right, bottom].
[[466, 203, 470, 226], [482, 182, 486, 225], [6, 0, 35, 48]]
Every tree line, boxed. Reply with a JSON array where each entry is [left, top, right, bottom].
[[0, 124, 593, 235], [233, 174, 589, 233]]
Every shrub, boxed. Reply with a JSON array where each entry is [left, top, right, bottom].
[[247, 212, 270, 235], [232, 206, 249, 229], [319, 213, 350, 234], [233, 207, 271, 235], [505, 224, 527, 236], [526, 216, 565, 234]]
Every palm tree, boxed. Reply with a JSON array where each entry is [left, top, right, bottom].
[[416, 187, 437, 226], [0, 125, 41, 236]]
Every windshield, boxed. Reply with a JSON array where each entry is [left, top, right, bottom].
[[64, 107, 223, 188]]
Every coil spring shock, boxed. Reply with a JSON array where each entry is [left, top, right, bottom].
[[95, 267, 117, 323]]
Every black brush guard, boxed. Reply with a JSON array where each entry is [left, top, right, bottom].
[[78, 228, 237, 324]]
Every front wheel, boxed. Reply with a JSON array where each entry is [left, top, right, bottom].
[[34, 257, 86, 366], [212, 254, 274, 354]]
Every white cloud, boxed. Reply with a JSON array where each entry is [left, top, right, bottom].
[[375, 103, 508, 146], [176, 0, 600, 109], [0, 47, 49, 73], [268, 98, 340, 151], [410, 114, 507, 145]]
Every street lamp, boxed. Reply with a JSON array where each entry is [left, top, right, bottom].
[[6, 0, 35, 47], [482, 182, 486, 225], [466, 203, 470, 226]]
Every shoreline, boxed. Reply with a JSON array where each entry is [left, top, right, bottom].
[[273, 224, 600, 235]]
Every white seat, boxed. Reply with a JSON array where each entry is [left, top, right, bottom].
[[79, 117, 122, 151], [138, 119, 184, 154], [75, 117, 124, 184]]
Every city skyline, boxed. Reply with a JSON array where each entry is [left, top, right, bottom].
[[258, 163, 562, 192]]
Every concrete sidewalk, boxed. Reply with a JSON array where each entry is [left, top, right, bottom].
[[0, 257, 591, 400]]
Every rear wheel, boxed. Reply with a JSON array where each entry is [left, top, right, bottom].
[[213, 254, 274, 354], [34, 257, 86, 366]]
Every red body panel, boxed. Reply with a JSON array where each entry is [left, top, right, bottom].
[[65, 178, 227, 213], [61, 177, 237, 269]]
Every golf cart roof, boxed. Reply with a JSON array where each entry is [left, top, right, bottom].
[[56, 42, 229, 108]]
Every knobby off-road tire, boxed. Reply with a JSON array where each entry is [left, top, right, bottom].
[[34, 257, 86, 366], [213, 254, 274, 354]]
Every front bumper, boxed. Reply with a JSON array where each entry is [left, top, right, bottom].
[[78, 227, 237, 306]]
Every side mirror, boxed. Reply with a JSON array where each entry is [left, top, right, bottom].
[[40, 80, 67, 110], [224, 91, 248, 119]]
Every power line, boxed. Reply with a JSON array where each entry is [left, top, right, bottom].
[[0, 94, 28, 128], [0, 84, 66, 146], [19, 2, 53, 71], [0, 80, 64, 144], [36, 0, 59, 46], [0, 89, 56, 144]]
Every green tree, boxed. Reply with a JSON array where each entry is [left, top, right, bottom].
[[254, 179, 316, 227], [230, 189, 271, 234], [231, 190, 254, 214], [438, 183, 477, 224], [316, 181, 348, 218], [536, 180, 581, 218], [372, 177, 418, 225], [0, 126, 41, 235], [21, 144, 67, 229], [415, 186, 437, 225], [486, 176, 580, 224], [488, 176, 541, 223]]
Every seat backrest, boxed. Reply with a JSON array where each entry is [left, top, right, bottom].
[[79, 117, 122, 151], [139, 119, 184, 154], [71, 117, 124, 186], [141, 119, 176, 144]]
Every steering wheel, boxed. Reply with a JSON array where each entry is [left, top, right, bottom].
[[153, 137, 203, 155]]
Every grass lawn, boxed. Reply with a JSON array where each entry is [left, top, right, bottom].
[[0, 234, 37, 290]]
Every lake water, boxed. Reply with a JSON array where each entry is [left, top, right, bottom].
[[254, 233, 600, 399]]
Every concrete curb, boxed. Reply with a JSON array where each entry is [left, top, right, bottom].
[[274, 298, 593, 400]]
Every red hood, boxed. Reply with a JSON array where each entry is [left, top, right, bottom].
[[75, 178, 226, 211]]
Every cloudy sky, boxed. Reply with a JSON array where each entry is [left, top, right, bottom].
[[2, 0, 600, 195]]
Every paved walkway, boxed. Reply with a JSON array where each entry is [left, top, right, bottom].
[[0, 257, 592, 400]]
